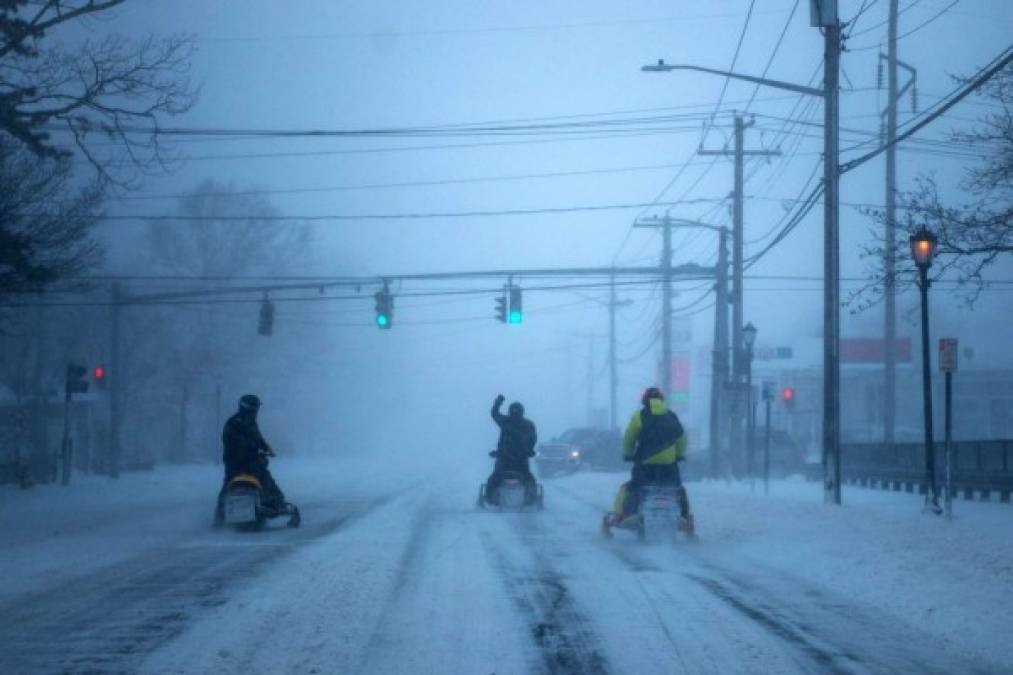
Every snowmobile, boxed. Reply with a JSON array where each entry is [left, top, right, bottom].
[[477, 470, 544, 511], [222, 453, 300, 530], [477, 451, 544, 511], [601, 483, 694, 542]]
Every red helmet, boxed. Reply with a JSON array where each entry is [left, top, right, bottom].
[[641, 387, 664, 405]]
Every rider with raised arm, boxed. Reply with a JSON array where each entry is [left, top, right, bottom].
[[485, 394, 538, 505]]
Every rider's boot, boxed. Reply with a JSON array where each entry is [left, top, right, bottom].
[[681, 513, 696, 537], [600, 513, 614, 538]]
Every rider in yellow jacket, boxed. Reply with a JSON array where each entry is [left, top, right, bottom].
[[610, 387, 693, 530]]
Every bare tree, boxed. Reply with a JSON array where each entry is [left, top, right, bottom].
[[0, 137, 102, 299], [0, 1, 198, 299], [855, 64, 1013, 309], [0, 1, 199, 185], [145, 180, 311, 278], [125, 181, 313, 462]]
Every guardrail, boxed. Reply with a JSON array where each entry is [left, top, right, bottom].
[[805, 440, 1013, 503]]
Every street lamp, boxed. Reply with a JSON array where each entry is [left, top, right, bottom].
[[911, 227, 941, 513], [642, 7, 843, 505], [743, 322, 758, 486]]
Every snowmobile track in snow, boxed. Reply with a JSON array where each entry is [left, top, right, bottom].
[[0, 492, 400, 675], [483, 525, 610, 675], [684, 569, 998, 675]]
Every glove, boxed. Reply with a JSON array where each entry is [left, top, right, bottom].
[[494, 394, 505, 405], [488, 450, 499, 458]]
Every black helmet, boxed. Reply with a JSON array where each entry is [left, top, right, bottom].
[[508, 401, 524, 418], [239, 394, 262, 412]]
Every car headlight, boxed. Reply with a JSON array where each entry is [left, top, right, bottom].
[[570, 449, 581, 458]]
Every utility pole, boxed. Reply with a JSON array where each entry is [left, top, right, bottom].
[[709, 227, 730, 478], [643, 5, 843, 502], [215, 382, 222, 464], [661, 213, 672, 393], [699, 116, 779, 468], [882, 0, 916, 449], [109, 283, 123, 478], [884, 0, 899, 449], [586, 334, 595, 426], [609, 273, 618, 431], [823, 11, 843, 505], [632, 213, 675, 394]]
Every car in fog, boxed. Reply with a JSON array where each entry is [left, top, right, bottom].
[[536, 427, 623, 477]]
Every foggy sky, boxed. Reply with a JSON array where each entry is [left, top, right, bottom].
[[50, 1, 1013, 450]]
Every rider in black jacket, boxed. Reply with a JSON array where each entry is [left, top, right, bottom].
[[213, 394, 286, 526], [485, 394, 538, 504]]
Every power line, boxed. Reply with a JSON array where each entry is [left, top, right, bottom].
[[841, 44, 1013, 174], [38, 197, 729, 224], [202, 8, 801, 43], [1, 277, 703, 309], [848, 0, 960, 51], [115, 161, 722, 201], [703, 0, 757, 144]]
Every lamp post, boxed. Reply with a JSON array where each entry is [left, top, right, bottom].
[[743, 322, 758, 487], [911, 227, 941, 513]]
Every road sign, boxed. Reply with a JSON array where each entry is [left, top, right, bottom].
[[939, 338, 958, 373]]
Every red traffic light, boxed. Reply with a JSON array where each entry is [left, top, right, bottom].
[[782, 387, 795, 401], [94, 366, 106, 380]]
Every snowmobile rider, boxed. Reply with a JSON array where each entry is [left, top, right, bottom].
[[612, 387, 692, 527], [485, 394, 538, 504], [213, 394, 287, 526]]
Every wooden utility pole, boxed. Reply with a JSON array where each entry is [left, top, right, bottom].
[[109, 283, 123, 478], [699, 116, 779, 468], [882, 0, 917, 449], [709, 227, 730, 477]]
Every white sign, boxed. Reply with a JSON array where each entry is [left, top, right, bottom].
[[939, 338, 958, 373]]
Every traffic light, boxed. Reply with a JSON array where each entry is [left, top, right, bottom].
[[93, 365, 108, 389], [508, 285, 522, 324], [782, 386, 796, 410], [66, 364, 88, 396], [258, 296, 274, 336], [494, 292, 507, 323], [374, 286, 393, 329]]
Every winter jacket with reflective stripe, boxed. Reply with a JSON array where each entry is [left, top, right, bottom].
[[622, 398, 687, 465]]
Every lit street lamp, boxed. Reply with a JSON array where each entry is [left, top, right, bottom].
[[743, 322, 758, 486], [911, 227, 941, 513]]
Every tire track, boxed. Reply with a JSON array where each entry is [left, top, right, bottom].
[[483, 524, 610, 675], [0, 492, 400, 675], [685, 567, 1000, 675]]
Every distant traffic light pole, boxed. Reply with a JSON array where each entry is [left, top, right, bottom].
[[762, 381, 774, 496], [62, 364, 90, 485], [109, 283, 123, 478], [642, 2, 842, 504]]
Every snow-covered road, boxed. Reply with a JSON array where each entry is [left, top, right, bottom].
[[1, 461, 1010, 674]]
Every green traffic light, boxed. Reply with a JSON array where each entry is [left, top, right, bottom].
[[376, 314, 389, 327], [508, 310, 522, 324]]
